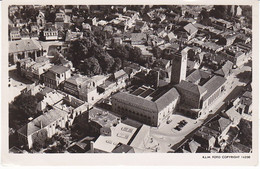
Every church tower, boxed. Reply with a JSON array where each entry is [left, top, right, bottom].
[[170, 47, 189, 85]]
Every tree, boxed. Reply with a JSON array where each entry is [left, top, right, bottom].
[[13, 93, 38, 118], [93, 28, 112, 46], [112, 57, 122, 72], [110, 44, 129, 60], [80, 57, 102, 76], [238, 119, 252, 147], [97, 54, 115, 73], [152, 46, 162, 59], [210, 5, 229, 20], [129, 46, 142, 63], [33, 142, 42, 152], [32, 128, 48, 150], [198, 8, 211, 26], [67, 38, 94, 67]]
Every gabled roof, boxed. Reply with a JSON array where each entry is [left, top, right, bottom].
[[155, 88, 180, 112], [194, 126, 219, 143], [112, 143, 134, 153], [175, 80, 207, 96], [9, 39, 41, 53], [131, 33, 147, 42], [208, 116, 232, 133], [114, 69, 127, 79], [167, 32, 176, 40], [187, 69, 212, 84], [17, 108, 67, 136], [221, 107, 241, 122], [203, 75, 226, 100], [214, 60, 233, 77], [49, 65, 70, 74], [183, 23, 198, 35], [188, 140, 201, 153], [112, 87, 179, 113], [65, 75, 89, 86]]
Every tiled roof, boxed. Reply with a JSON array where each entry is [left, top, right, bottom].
[[43, 70, 56, 79], [17, 108, 67, 136], [214, 60, 233, 77], [112, 87, 179, 113], [176, 80, 207, 96], [113, 92, 157, 112], [203, 75, 226, 100], [194, 126, 219, 141], [112, 143, 134, 153], [114, 69, 127, 79], [184, 23, 198, 35], [65, 75, 89, 86], [131, 33, 147, 42], [49, 65, 70, 74], [208, 116, 231, 133], [187, 69, 212, 84], [9, 39, 41, 53], [155, 88, 180, 112]]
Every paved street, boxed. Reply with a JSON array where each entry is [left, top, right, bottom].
[[147, 61, 252, 152]]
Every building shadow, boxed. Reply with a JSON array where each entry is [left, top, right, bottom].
[[9, 69, 33, 85]]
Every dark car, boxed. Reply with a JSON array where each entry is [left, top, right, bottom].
[[174, 126, 181, 131]]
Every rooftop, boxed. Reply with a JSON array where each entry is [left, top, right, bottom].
[[65, 74, 89, 86], [194, 126, 219, 141], [214, 61, 233, 77], [89, 108, 119, 128], [186, 69, 212, 85], [207, 116, 232, 133], [94, 122, 137, 152], [175, 80, 207, 97], [9, 39, 41, 53], [203, 75, 226, 100], [183, 23, 198, 35], [49, 65, 70, 74], [17, 108, 67, 136], [112, 87, 179, 113], [131, 33, 147, 42], [112, 143, 134, 153]]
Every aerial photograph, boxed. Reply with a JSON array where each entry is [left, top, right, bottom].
[[8, 5, 253, 153]]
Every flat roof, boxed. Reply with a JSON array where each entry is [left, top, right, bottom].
[[89, 108, 118, 128], [94, 123, 137, 152]]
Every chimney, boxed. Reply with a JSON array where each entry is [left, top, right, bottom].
[[40, 121, 43, 129]]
